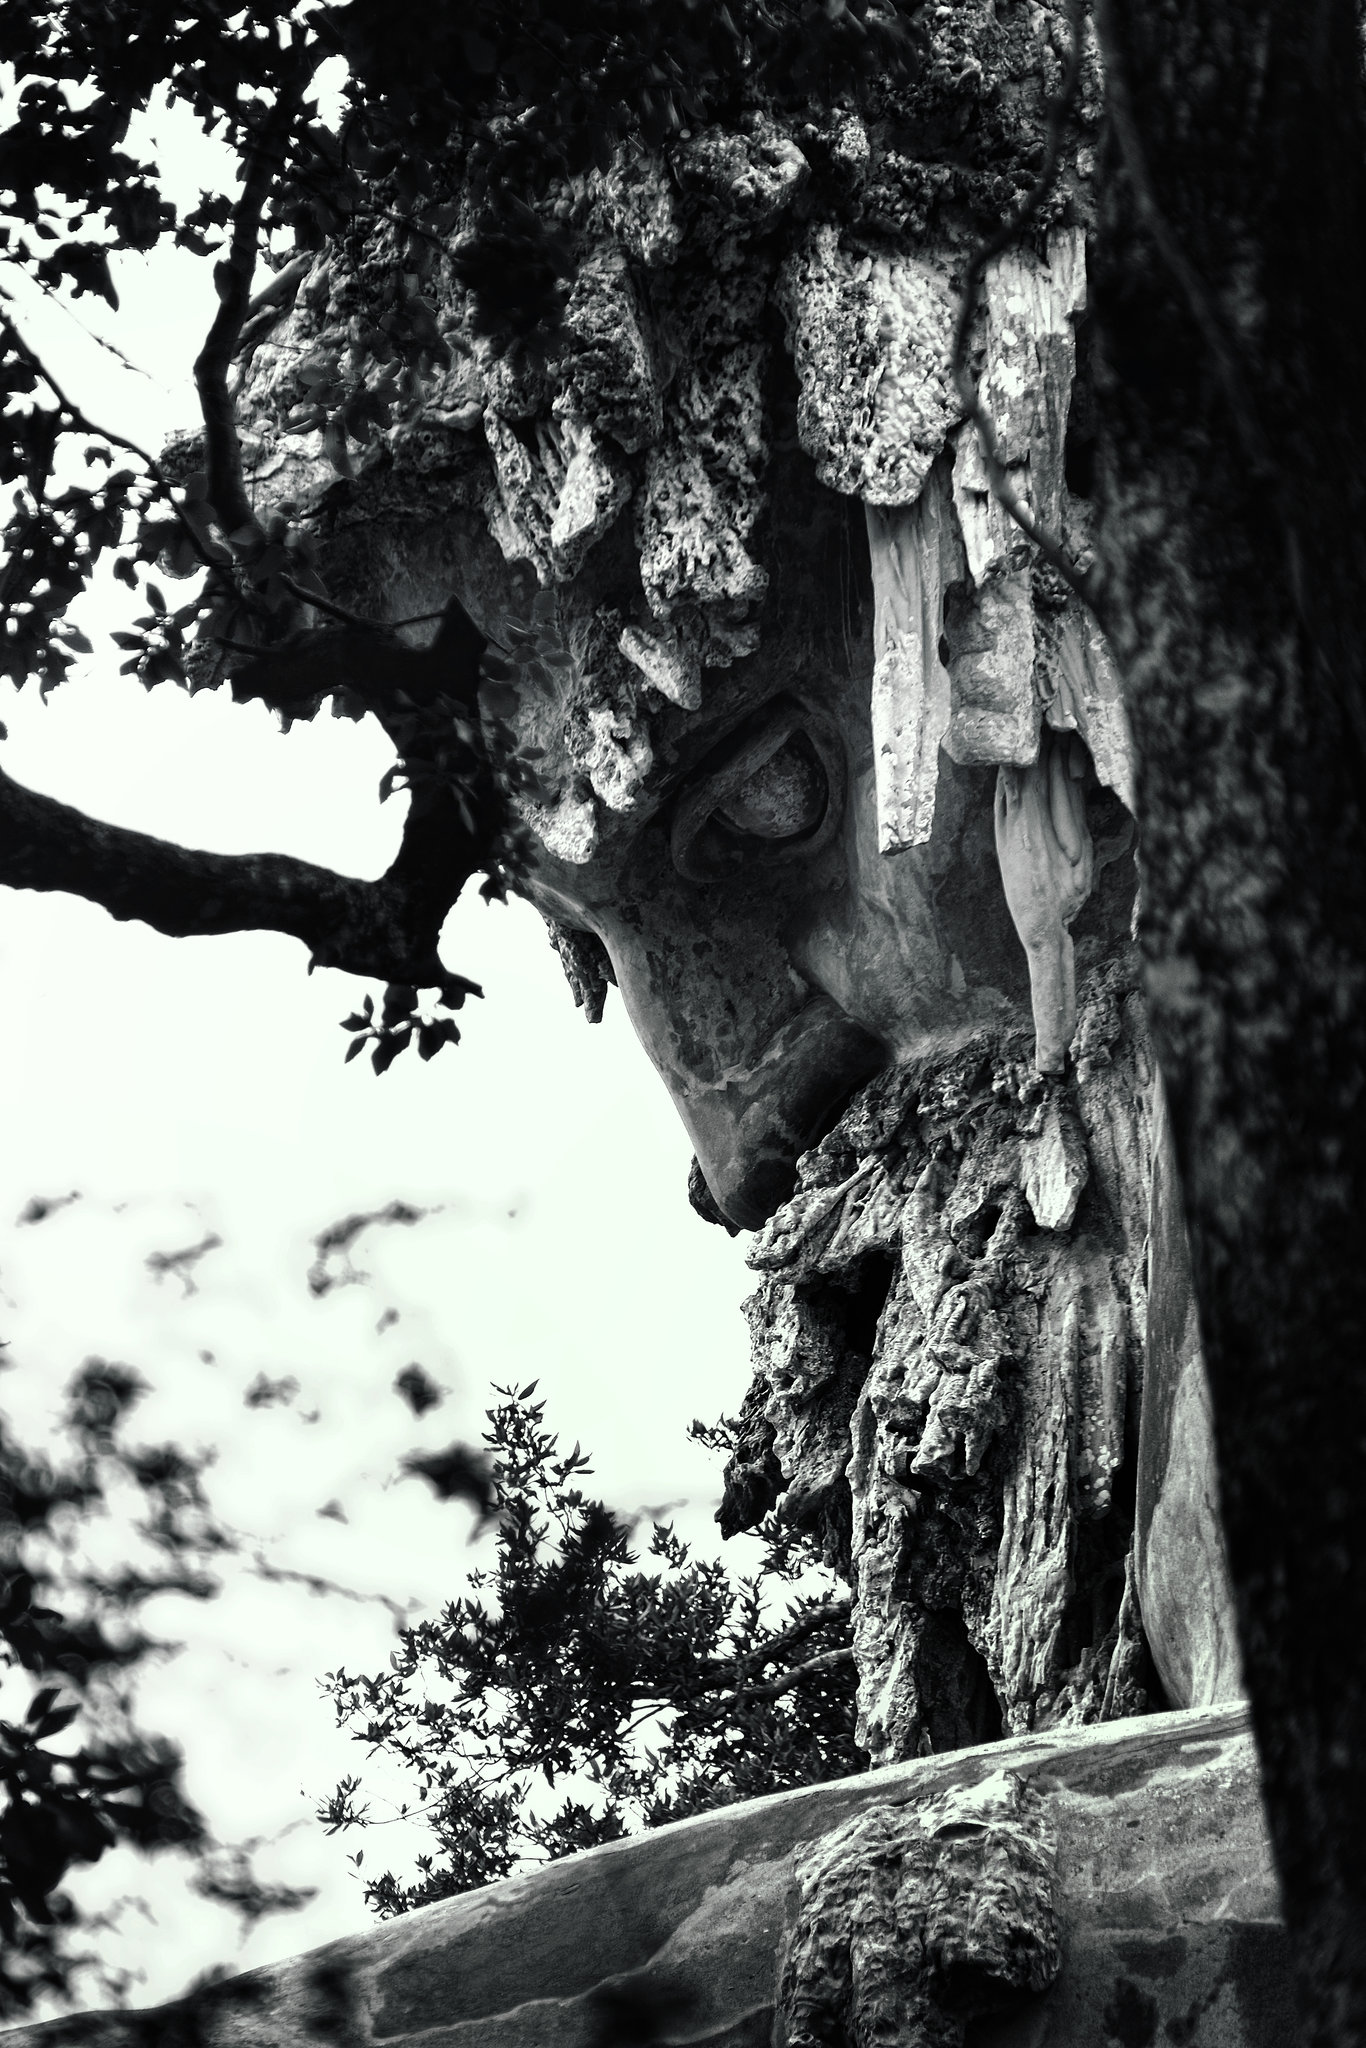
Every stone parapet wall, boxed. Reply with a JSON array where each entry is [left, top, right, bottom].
[[1, 1706, 1286, 2048]]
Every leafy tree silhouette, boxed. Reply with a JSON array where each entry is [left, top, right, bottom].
[[318, 1382, 858, 1915]]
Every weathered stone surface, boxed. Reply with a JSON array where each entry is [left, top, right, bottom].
[[950, 231, 1086, 588], [777, 1768, 1061, 2048], [226, 6, 1106, 876], [231, 143, 1241, 1840], [993, 731, 1097, 1075], [942, 570, 1038, 773], [739, 969, 1176, 1765], [1137, 1084, 1242, 1712], [865, 465, 962, 853], [1041, 613, 1136, 819], [776, 228, 961, 506], [0, 1707, 1287, 2048]]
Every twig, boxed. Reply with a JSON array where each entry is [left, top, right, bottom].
[[237, 253, 317, 355], [7, 266, 163, 384], [278, 579, 471, 637], [0, 305, 224, 577], [248, 1553, 417, 1630], [0, 303, 167, 476], [245, 250, 313, 321], [277, 572, 378, 629], [950, 0, 1093, 606], [728, 1647, 855, 1705], [696, 1597, 852, 1688]]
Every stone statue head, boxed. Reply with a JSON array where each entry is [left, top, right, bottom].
[[241, 163, 1133, 1228], [236, 80, 1238, 1747]]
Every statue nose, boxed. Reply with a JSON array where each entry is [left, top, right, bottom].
[[677, 1001, 886, 1231]]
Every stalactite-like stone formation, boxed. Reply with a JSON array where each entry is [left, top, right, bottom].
[[238, 218, 1123, 853], [728, 963, 1158, 1766], [230, 3, 1104, 876]]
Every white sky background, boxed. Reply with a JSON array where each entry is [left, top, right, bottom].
[[0, 89, 755, 2016]]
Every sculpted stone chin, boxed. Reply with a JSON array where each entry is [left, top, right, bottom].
[[232, 86, 1241, 1768]]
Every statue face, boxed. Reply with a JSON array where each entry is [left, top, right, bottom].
[[524, 469, 1030, 1230]]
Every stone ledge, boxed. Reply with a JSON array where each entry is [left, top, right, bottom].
[[3, 1703, 1291, 2048]]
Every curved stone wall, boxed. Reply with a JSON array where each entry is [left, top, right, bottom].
[[0, 1706, 1287, 2048]]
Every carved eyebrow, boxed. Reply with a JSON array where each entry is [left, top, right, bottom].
[[654, 692, 806, 805], [670, 702, 807, 861]]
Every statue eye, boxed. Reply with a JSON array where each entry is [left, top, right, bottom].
[[712, 734, 828, 841], [671, 697, 845, 882]]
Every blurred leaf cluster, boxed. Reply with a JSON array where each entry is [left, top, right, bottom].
[[0, 1357, 311, 2019], [341, 984, 465, 1075]]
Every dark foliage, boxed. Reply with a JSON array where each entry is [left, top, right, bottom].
[[392, 1364, 443, 1418], [318, 1383, 860, 1916]]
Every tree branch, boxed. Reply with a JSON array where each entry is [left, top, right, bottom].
[[0, 758, 481, 1002], [695, 1597, 852, 1689], [194, 96, 303, 543], [0, 300, 163, 474], [0, 303, 225, 579], [729, 1647, 854, 1705]]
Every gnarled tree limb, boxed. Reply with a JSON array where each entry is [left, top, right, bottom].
[[728, 1647, 855, 1706], [0, 758, 480, 1003]]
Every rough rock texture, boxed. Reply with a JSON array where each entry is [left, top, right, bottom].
[[0, 1706, 1287, 2048], [865, 468, 961, 855], [777, 1768, 1060, 2047], [734, 964, 1168, 1765], [232, 150, 1244, 1767], [226, 4, 1102, 875], [1137, 1083, 1243, 1712], [776, 228, 962, 507], [205, 10, 1250, 1985]]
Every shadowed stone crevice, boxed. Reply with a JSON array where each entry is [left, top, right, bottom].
[[915, 1610, 1004, 1756]]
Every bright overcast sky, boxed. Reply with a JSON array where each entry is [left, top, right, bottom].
[[0, 93, 755, 2016]]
